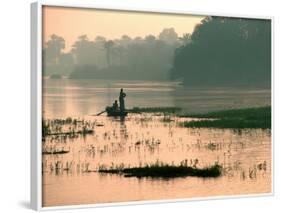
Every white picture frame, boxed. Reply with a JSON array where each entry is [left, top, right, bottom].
[[31, 0, 274, 210]]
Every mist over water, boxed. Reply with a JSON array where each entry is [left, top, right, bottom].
[[43, 79, 271, 118]]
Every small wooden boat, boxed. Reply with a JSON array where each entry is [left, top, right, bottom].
[[106, 106, 128, 117]]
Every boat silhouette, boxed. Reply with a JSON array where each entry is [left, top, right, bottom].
[[106, 106, 128, 117]]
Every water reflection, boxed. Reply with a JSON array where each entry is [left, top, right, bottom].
[[42, 79, 271, 207], [43, 79, 271, 118], [119, 116, 128, 142]]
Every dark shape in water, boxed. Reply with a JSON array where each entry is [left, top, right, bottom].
[[99, 164, 222, 178], [106, 106, 128, 117], [104, 88, 127, 117], [42, 150, 69, 155], [119, 88, 126, 113], [179, 106, 271, 129]]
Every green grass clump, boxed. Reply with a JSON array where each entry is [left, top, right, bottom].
[[129, 107, 181, 114], [179, 106, 271, 129], [99, 163, 222, 178]]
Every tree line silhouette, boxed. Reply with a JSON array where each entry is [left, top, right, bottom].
[[171, 16, 271, 86], [43, 17, 271, 86], [43, 28, 182, 80]]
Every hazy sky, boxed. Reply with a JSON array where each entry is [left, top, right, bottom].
[[43, 6, 204, 51]]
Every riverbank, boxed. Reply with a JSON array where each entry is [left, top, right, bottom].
[[179, 106, 271, 129]]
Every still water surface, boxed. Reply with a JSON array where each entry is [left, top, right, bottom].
[[42, 79, 271, 206]]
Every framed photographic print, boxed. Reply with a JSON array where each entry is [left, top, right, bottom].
[[31, 1, 273, 210]]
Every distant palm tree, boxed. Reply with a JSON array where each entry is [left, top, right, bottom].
[[113, 44, 126, 66], [179, 33, 192, 44], [104, 40, 114, 67], [46, 34, 65, 65]]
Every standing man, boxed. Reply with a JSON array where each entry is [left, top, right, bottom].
[[119, 88, 126, 113]]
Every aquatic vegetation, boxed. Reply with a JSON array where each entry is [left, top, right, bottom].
[[42, 117, 95, 138], [129, 107, 181, 114], [161, 114, 175, 123], [42, 150, 69, 155], [179, 106, 271, 129], [42, 108, 271, 205], [98, 161, 222, 178], [42, 160, 95, 174], [139, 115, 153, 122], [179, 106, 270, 119], [206, 142, 219, 151], [42, 144, 70, 155]]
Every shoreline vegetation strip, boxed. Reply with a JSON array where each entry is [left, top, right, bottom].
[[179, 106, 271, 129]]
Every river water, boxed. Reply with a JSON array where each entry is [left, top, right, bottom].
[[42, 79, 271, 207]]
